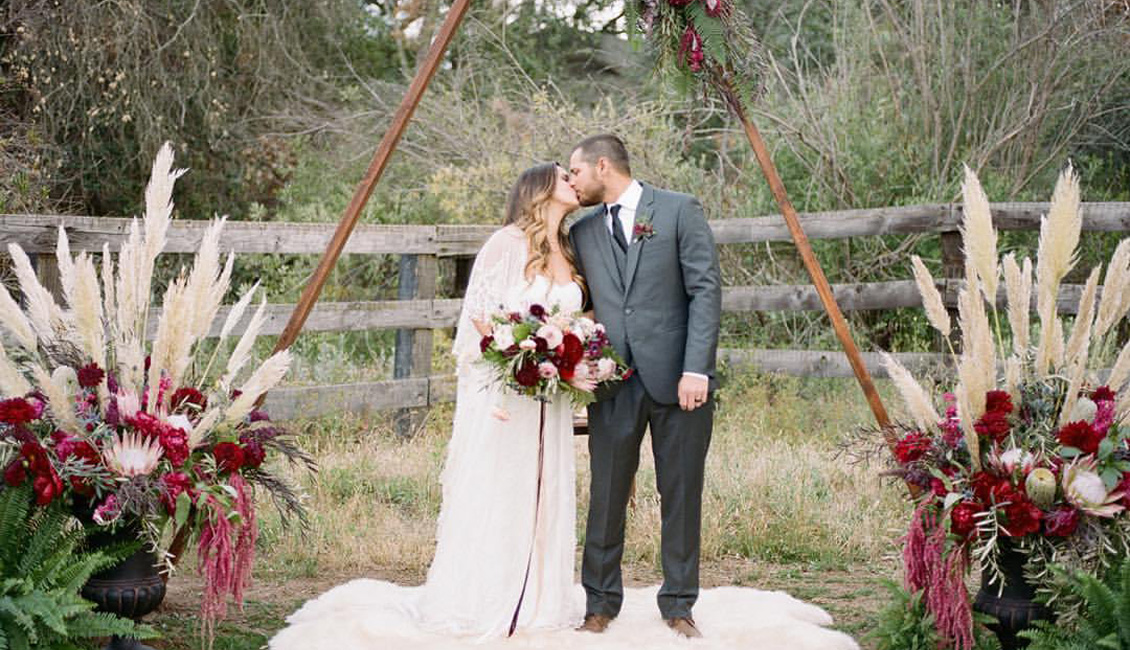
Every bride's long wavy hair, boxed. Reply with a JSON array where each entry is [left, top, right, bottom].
[[504, 162, 586, 298]]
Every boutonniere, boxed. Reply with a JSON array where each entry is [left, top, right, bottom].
[[632, 213, 656, 241]]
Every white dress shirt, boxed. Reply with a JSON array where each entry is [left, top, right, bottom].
[[605, 179, 643, 244], [605, 179, 708, 383]]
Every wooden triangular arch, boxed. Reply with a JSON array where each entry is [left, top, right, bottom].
[[267, 0, 893, 443]]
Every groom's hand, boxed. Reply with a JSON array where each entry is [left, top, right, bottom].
[[678, 374, 710, 411]]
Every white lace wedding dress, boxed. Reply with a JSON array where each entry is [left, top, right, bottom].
[[269, 226, 859, 650]]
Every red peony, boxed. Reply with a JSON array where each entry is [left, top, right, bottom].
[[1092, 386, 1116, 403], [951, 501, 984, 538], [930, 477, 948, 497], [515, 360, 540, 388], [985, 390, 1014, 414], [159, 472, 196, 514], [1057, 420, 1104, 455], [213, 442, 245, 473], [974, 411, 1011, 442], [894, 431, 932, 464], [3, 459, 26, 487], [50, 431, 99, 465], [32, 471, 63, 506], [0, 398, 38, 425], [239, 434, 266, 469], [170, 387, 207, 413], [480, 335, 494, 353], [1043, 506, 1080, 537], [561, 334, 585, 366], [1000, 489, 1042, 537], [76, 362, 105, 389], [529, 304, 547, 320], [970, 471, 1008, 504]]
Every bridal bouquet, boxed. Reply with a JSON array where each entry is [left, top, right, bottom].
[[0, 143, 313, 637], [866, 164, 1130, 649], [478, 304, 630, 405]]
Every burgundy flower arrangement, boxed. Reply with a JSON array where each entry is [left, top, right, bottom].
[[478, 304, 630, 404], [862, 165, 1130, 648], [0, 143, 313, 639]]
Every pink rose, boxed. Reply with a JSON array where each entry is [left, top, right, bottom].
[[536, 325, 564, 349], [538, 362, 559, 379], [596, 358, 617, 381], [519, 338, 537, 351]]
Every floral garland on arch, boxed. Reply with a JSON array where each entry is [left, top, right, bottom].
[[850, 164, 1130, 649], [630, 0, 768, 111], [0, 143, 314, 642]]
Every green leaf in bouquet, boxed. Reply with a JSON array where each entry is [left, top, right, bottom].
[[513, 323, 532, 341], [1100, 437, 1115, 459], [943, 492, 963, 511], [174, 491, 192, 531], [1116, 461, 1130, 472], [1061, 446, 1083, 459], [1101, 467, 1122, 491]]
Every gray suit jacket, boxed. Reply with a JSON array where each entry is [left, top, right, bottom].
[[569, 182, 722, 405]]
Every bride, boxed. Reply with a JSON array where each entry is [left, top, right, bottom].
[[413, 161, 585, 637], [272, 162, 587, 645]]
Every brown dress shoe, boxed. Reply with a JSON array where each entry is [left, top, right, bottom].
[[576, 613, 614, 633], [666, 616, 702, 638]]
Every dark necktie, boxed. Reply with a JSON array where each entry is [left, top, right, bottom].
[[610, 204, 628, 252]]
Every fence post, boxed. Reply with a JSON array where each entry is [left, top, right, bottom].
[[30, 253, 64, 303], [394, 253, 437, 437], [940, 204, 964, 354]]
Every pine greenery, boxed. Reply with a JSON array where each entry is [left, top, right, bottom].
[[0, 485, 157, 650], [1020, 557, 1130, 650]]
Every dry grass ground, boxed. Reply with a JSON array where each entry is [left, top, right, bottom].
[[125, 371, 913, 649]]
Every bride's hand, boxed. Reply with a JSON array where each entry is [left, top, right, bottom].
[[472, 318, 492, 337]]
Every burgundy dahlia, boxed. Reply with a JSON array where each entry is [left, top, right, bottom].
[[77, 362, 105, 389]]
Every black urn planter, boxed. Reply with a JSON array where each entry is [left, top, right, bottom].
[[972, 540, 1051, 649], [80, 518, 166, 650]]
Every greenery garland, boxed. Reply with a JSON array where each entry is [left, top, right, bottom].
[[628, 0, 768, 111]]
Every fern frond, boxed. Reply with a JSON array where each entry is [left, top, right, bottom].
[[0, 489, 30, 574]]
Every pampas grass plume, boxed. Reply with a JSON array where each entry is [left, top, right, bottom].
[[961, 165, 999, 304], [225, 350, 292, 424], [881, 353, 941, 430], [1002, 254, 1032, 357], [911, 256, 950, 337], [0, 346, 31, 397]]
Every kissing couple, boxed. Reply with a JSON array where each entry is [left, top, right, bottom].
[[271, 135, 859, 650]]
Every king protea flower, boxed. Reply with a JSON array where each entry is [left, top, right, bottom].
[[1063, 459, 1125, 517], [103, 431, 164, 477]]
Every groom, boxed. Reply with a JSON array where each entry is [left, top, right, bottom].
[[567, 134, 721, 639]]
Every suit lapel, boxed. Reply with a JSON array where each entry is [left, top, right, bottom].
[[623, 183, 654, 296], [590, 210, 624, 294]]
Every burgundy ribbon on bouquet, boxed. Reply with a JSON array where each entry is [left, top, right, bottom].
[[508, 400, 547, 637]]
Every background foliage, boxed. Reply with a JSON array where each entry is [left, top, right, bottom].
[[2, 0, 1128, 365]]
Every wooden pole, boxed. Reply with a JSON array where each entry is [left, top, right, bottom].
[[721, 84, 894, 443], [269, 0, 472, 357]]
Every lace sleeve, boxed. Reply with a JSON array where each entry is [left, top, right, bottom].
[[452, 227, 526, 369]]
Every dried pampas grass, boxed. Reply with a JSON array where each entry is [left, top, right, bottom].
[[911, 256, 950, 337], [225, 350, 292, 424], [961, 165, 999, 304], [1095, 239, 1130, 340], [881, 353, 941, 430], [1002, 254, 1032, 358]]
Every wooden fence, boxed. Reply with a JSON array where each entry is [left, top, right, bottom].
[[4, 201, 1130, 420]]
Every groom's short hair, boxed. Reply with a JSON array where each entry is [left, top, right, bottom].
[[574, 134, 631, 175]]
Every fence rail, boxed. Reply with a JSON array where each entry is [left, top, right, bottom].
[[5, 200, 1130, 420]]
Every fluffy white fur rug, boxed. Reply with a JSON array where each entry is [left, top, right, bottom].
[[270, 581, 859, 650]]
